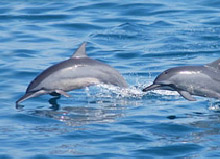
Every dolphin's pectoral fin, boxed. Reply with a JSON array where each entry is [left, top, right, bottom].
[[177, 90, 196, 101], [54, 90, 72, 98], [16, 90, 48, 104]]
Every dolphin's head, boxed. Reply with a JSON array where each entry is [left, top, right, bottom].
[[25, 78, 43, 93], [26, 80, 36, 93], [143, 68, 178, 92]]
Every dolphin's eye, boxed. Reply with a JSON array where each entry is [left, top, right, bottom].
[[164, 71, 168, 74]]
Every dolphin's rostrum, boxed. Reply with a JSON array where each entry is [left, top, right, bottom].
[[16, 43, 128, 104], [143, 58, 220, 101]]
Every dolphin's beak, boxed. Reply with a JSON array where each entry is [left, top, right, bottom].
[[16, 90, 48, 105], [16, 92, 34, 105], [142, 84, 161, 92]]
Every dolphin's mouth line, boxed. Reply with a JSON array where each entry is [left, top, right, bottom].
[[143, 84, 178, 92], [142, 84, 161, 92]]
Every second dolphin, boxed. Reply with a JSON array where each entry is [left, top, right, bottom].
[[143, 58, 220, 101]]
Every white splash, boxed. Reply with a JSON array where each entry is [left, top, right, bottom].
[[152, 90, 179, 96], [209, 102, 220, 111], [97, 84, 145, 98]]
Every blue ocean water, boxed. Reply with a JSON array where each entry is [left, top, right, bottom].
[[1, 0, 220, 158]]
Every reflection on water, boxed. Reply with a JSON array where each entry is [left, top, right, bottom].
[[18, 85, 220, 129], [31, 100, 124, 127], [25, 86, 145, 127]]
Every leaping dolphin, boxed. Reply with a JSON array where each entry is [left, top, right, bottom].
[[16, 43, 128, 104], [143, 58, 220, 101]]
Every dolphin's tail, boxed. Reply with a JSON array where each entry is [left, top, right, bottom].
[[16, 90, 48, 104], [142, 84, 161, 92]]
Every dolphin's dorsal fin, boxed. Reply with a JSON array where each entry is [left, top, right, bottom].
[[70, 42, 88, 59], [205, 58, 220, 70]]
